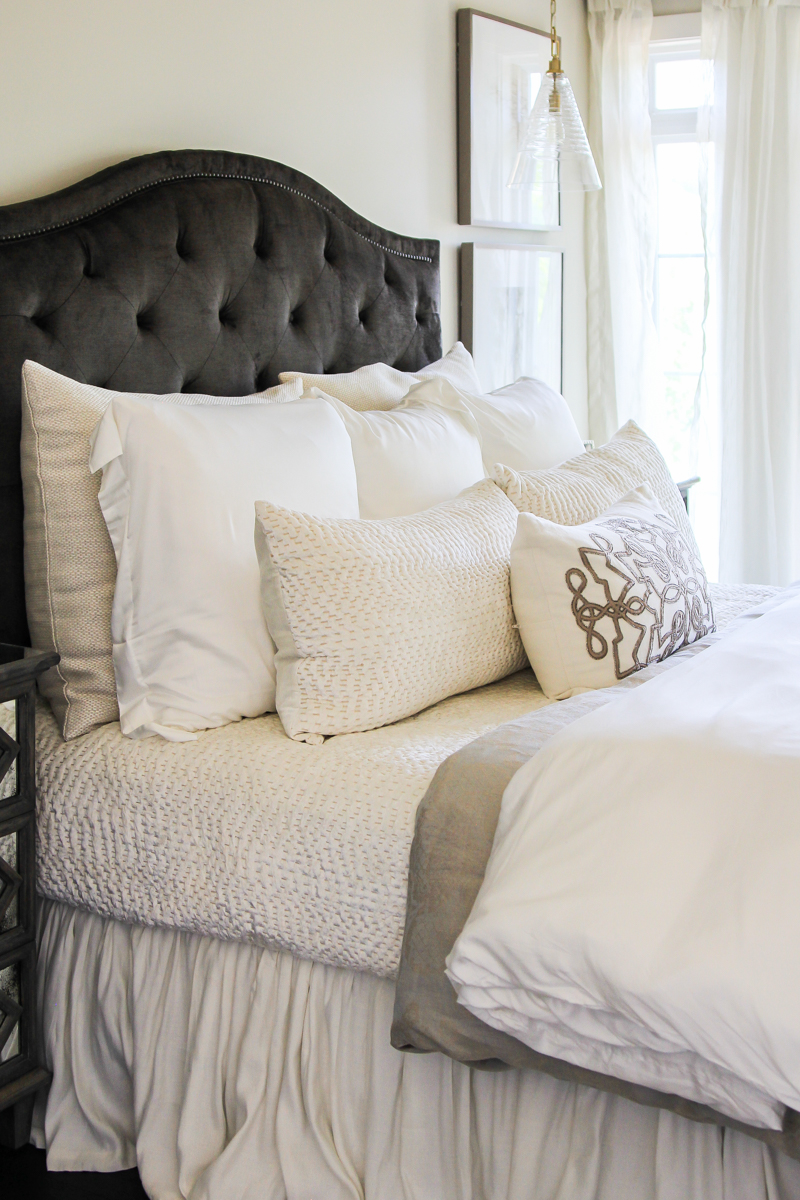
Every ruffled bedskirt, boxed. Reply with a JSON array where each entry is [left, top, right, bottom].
[[33, 899, 800, 1200]]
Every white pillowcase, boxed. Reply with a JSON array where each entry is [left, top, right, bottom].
[[89, 396, 359, 741], [310, 386, 485, 518], [255, 479, 527, 743], [394, 374, 584, 472], [278, 342, 483, 411], [470, 377, 585, 471], [510, 486, 715, 700], [20, 360, 303, 739]]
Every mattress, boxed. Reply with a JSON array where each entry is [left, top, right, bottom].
[[35, 582, 776, 980]]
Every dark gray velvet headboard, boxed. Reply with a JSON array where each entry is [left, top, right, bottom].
[[0, 149, 442, 646]]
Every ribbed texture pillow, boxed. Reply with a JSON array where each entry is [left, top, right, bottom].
[[20, 361, 302, 740], [278, 342, 483, 412], [492, 420, 699, 553], [255, 479, 527, 743]]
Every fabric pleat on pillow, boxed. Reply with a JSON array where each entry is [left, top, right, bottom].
[[278, 342, 483, 412]]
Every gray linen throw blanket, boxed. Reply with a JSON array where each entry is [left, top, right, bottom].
[[391, 644, 800, 1160]]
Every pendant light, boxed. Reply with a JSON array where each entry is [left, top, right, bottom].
[[508, 0, 601, 193]]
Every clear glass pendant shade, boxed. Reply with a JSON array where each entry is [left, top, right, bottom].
[[508, 72, 601, 193]]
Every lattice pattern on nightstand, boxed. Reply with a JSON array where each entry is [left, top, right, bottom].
[[0, 961, 22, 1063], [0, 712, 19, 803], [0, 840, 21, 932]]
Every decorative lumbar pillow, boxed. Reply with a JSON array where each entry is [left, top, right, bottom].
[[310, 386, 485, 518], [492, 420, 698, 553], [88, 395, 359, 741], [510, 485, 715, 700], [254, 479, 527, 743], [406, 375, 586, 473], [20, 360, 303, 740], [278, 342, 483, 412]]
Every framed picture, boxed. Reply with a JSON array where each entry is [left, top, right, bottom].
[[460, 243, 563, 393], [457, 9, 559, 230]]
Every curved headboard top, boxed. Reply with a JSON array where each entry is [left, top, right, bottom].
[[0, 149, 442, 643]]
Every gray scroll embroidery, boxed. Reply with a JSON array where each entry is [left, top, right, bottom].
[[565, 512, 714, 679]]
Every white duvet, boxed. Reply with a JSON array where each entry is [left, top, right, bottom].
[[447, 583, 800, 1131]]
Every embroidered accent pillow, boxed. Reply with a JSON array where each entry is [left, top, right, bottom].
[[255, 479, 527, 743], [510, 485, 715, 700], [20, 360, 303, 739], [492, 420, 699, 556]]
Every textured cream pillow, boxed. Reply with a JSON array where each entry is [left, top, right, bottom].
[[278, 342, 483, 412], [492, 420, 699, 553], [254, 479, 527, 743], [20, 360, 302, 740], [510, 486, 715, 700]]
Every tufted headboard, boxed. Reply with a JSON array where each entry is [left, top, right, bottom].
[[0, 149, 442, 646]]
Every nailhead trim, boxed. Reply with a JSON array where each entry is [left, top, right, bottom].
[[0, 172, 435, 263]]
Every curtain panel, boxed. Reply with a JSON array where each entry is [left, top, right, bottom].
[[586, 0, 658, 447], [703, 0, 800, 584]]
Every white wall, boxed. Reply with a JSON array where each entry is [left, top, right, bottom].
[[0, 0, 589, 431]]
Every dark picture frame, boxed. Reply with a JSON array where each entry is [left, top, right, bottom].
[[457, 9, 560, 230], [460, 242, 563, 392]]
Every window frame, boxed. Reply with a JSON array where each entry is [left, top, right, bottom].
[[648, 37, 702, 141], [648, 30, 707, 476]]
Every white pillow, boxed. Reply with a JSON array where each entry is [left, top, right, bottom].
[[89, 396, 359, 741], [473, 377, 585, 471], [20, 360, 302, 740], [510, 485, 715, 700], [310, 387, 485, 518], [254, 479, 527, 743], [278, 342, 483, 412], [404, 375, 585, 473]]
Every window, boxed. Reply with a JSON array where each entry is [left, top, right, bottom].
[[648, 37, 704, 483], [648, 30, 717, 574]]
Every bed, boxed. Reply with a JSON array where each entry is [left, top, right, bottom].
[[1, 150, 798, 1200]]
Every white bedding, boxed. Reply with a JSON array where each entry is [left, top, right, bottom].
[[34, 582, 775, 980], [447, 584, 800, 1130]]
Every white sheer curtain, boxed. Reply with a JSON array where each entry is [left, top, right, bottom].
[[586, 0, 659, 446], [702, 0, 800, 584]]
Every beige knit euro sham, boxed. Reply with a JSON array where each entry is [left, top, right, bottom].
[[20, 360, 302, 739], [491, 420, 700, 556]]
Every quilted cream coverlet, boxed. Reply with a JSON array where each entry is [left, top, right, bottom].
[[34, 583, 771, 979], [35, 669, 548, 977]]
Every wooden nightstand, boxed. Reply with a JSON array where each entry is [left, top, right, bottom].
[[0, 644, 59, 1149]]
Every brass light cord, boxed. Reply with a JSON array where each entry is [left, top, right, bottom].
[[548, 0, 562, 111], [549, 0, 562, 73]]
